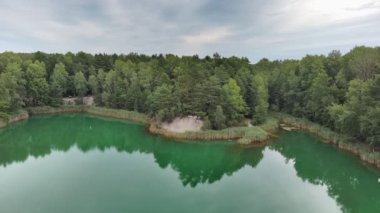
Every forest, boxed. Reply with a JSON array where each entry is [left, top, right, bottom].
[[0, 46, 379, 147]]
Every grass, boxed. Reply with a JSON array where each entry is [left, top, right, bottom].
[[28, 105, 88, 115], [237, 127, 269, 145], [257, 116, 279, 132], [86, 107, 149, 124]]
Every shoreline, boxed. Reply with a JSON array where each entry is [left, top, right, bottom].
[[0, 110, 29, 128], [2, 106, 275, 144], [1, 106, 380, 169], [272, 112, 380, 169]]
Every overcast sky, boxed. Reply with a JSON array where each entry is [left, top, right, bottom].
[[0, 0, 379, 62]]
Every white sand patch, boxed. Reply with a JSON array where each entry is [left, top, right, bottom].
[[62, 96, 94, 106], [161, 116, 203, 133], [62, 97, 76, 105], [83, 96, 94, 105]]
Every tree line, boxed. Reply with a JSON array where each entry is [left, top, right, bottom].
[[0, 46, 379, 146], [260, 47, 380, 146]]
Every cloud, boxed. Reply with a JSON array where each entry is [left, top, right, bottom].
[[345, 1, 380, 11], [182, 27, 231, 45], [0, 0, 378, 62]]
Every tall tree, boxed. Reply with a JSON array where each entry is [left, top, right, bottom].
[[0, 63, 26, 111], [0, 76, 11, 120], [213, 105, 226, 130], [74, 71, 87, 103], [147, 84, 179, 121], [25, 61, 49, 106], [50, 63, 68, 106], [306, 70, 334, 124], [250, 75, 269, 125], [329, 79, 370, 140], [222, 79, 246, 123], [346, 46, 380, 81], [126, 74, 145, 111]]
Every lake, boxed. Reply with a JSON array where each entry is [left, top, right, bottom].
[[0, 114, 380, 213]]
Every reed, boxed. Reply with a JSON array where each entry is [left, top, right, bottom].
[[257, 117, 279, 132], [86, 107, 149, 124], [8, 110, 29, 123], [28, 105, 87, 115], [27, 106, 149, 124], [0, 110, 29, 128], [149, 123, 270, 143], [271, 112, 340, 144]]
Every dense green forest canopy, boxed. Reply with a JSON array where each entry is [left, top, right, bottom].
[[0, 46, 379, 146]]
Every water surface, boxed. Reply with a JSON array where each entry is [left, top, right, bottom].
[[0, 114, 379, 213]]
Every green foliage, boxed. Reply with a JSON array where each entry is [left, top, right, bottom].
[[74, 71, 87, 101], [328, 75, 380, 144], [126, 76, 145, 112], [202, 116, 212, 130], [50, 63, 68, 106], [25, 61, 49, 106], [0, 76, 11, 119], [0, 47, 379, 146], [359, 107, 380, 145], [345, 46, 380, 80], [306, 70, 334, 124], [237, 127, 268, 145], [0, 63, 25, 112], [257, 116, 279, 131], [223, 79, 246, 113], [88, 75, 98, 98], [222, 79, 246, 124], [250, 74, 269, 124], [262, 47, 380, 147], [148, 84, 179, 121], [213, 105, 226, 130]]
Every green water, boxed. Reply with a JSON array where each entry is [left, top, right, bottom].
[[0, 115, 380, 213]]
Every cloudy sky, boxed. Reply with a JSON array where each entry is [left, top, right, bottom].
[[0, 0, 379, 62]]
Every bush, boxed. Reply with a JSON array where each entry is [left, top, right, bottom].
[[0, 112, 9, 122]]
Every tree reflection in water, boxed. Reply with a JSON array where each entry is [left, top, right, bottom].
[[0, 114, 264, 187], [2, 115, 380, 213], [271, 132, 380, 213]]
